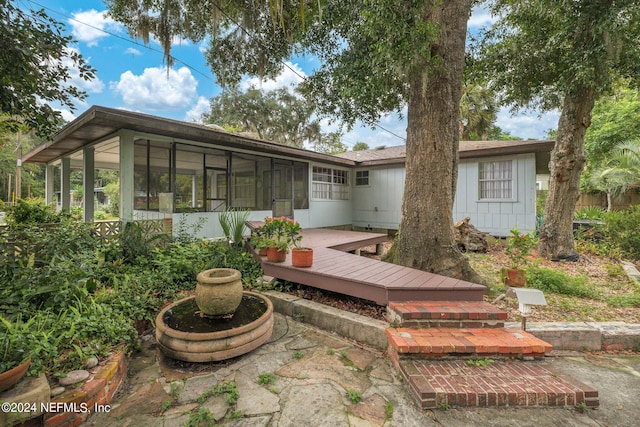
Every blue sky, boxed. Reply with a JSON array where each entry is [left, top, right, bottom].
[[37, 1, 558, 148]]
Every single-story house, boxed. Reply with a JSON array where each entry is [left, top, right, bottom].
[[23, 106, 553, 237]]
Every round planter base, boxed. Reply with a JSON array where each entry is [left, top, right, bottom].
[[155, 292, 274, 363]]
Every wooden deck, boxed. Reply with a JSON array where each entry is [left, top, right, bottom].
[[248, 225, 486, 305]]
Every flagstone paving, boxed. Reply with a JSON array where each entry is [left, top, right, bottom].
[[79, 309, 640, 427]]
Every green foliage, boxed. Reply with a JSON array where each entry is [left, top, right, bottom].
[[0, 216, 262, 378], [0, 317, 33, 372], [204, 86, 340, 149], [183, 407, 217, 427], [589, 140, 640, 199], [384, 400, 393, 421], [606, 294, 640, 308], [214, 380, 240, 405], [219, 208, 250, 246], [346, 390, 362, 404], [466, 358, 494, 367], [292, 351, 304, 360], [258, 372, 277, 387], [574, 207, 606, 221], [6, 198, 62, 224], [585, 86, 640, 167], [103, 182, 119, 215], [505, 227, 537, 269], [0, 0, 96, 137], [352, 142, 369, 151], [601, 206, 640, 260], [117, 221, 171, 265], [527, 266, 601, 299]]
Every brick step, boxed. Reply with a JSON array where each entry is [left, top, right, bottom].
[[387, 301, 507, 328], [399, 359, 599, 409], [386, 328, 553, 359]]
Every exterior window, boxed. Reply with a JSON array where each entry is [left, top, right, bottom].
[[133, 140, 171, 211], [479, 160, 513, 199], [312, 166, 350, 200], [355, 170, 369, 186]]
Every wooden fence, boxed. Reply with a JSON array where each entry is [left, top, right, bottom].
[[576, 191, 640, 211]]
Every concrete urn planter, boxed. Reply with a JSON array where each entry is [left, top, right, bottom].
[[195, 268, 243, 316]]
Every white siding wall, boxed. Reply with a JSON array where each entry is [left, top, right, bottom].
[[352, 166, 405, 229], [350, 154, 538, 236], [453, 154, 537, 236]]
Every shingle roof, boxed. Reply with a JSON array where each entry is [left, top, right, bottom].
[[336, 140, 554, 165]]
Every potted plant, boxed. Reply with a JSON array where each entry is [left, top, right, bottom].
[[0, 317, 32, 392], [260, 217, 296, 262], [501, 227, 537, 287], [286, 221, 313, 268], [250, 230, 269, 256]]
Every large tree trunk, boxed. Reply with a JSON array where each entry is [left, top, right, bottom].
[[539, 86, 596, 260], [395, 0, 484, 284]]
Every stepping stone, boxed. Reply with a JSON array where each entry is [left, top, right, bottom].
[[59, 370, 90, 386]]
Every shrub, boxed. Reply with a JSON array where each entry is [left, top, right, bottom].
[[574, 206, 606, 221], [602, 206, 640, 260], [6, 198, 62, 224]]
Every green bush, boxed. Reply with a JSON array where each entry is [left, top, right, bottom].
[[602, 206, 640, 260], [6, 198, 62, 224], [574, 206, 606, 220], [0, 215, 263, 377], [526, 265, 601, 299]]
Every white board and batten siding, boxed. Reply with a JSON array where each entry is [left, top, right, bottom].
[[350, 153, 538, 237]]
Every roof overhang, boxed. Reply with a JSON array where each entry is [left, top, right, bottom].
[[353, 140, 555, 168], [23, 106, 355, 167]]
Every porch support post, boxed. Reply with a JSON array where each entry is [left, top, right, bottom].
[[45, 164, 55, 204], [60, 157, 71, 212], [119, 131, 135, 222], [192, 175, 197, 208], [83, 146, 95, 223]]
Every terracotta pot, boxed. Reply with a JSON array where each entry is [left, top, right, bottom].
[[501, 267, 527, 287], [291, 248, 313, 268], [266, 247, 287, 263], [0, 358, 30, 392], [258, 248, 268, 256], [195, 268, 243, 316]]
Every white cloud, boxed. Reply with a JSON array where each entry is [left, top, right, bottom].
[[468, 5, 496, 29], [57, 108, 76, 123], [111, 66, 199, 110], [241, 62, 306, 92], [124, 48, 142, 56], [61, 48, 105, 94], [185, 96, 210, 122], [70, 10, 122, 47], [496, 107, 560, 140]]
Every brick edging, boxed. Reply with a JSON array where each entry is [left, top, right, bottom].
[[43, 350, 127, 427]]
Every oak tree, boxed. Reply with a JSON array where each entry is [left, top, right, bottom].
[[475, 0, 640, 259], [107, 0, 484, 282]]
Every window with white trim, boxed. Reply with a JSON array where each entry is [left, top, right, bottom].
[[479, 160, 513, 199], [355, 170, 369, 186], [312, 166, 350, 200]]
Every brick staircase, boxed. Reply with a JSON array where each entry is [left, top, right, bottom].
[[386, 301, 599, 409]]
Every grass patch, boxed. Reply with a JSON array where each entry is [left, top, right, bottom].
[[526, 265, 601, 299]]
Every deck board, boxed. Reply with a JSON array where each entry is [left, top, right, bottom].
[[249, 226, 485, 305]]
